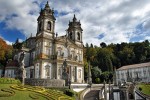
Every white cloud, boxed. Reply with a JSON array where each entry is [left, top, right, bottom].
[[0, 34, 13, 45], [0, 0, 150, 46]]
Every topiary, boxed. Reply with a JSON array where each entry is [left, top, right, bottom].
[[64, 89, 75, 97], [95, 78, 101, 84], [139, 87, 142, 91]]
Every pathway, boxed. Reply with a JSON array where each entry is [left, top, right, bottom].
[[84, 90, 99, 100]]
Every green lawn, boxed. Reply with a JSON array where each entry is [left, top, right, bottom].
[[0, 84, 48, 100], [0, 78, 74, 100], [138, 84, 150, 96]]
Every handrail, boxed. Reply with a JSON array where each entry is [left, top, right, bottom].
[[135, 86, 150, 99], [99, 86, 105, 100], [79, 87, 91, 100]]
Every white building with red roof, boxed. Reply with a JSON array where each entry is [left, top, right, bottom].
[[4, 60, 19, 78], [116, 62, 150, 84]]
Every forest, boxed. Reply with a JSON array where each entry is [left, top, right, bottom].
[[84, 40, 150, 83]]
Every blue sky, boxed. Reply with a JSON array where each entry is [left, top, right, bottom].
[[0, 0, 150, 45]]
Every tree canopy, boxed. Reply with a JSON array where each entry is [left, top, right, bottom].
[[84, 40, 150, 83]]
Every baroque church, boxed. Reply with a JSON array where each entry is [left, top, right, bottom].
[[10, 1, 84, 84]]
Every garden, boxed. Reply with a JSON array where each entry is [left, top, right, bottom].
[[0, 78, 74, 100], [138, 83, 150, 96]]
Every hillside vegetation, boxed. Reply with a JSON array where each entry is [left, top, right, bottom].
[[84, 40, 150, 83]]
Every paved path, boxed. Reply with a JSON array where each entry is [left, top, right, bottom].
[[84, 90, 99, 100]]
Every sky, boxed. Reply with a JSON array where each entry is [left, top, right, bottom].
[[0, 0, 150, 46]]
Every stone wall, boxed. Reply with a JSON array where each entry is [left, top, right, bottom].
[[25, 78, 65, 87]]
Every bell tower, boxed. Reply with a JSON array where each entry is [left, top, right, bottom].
[[35, 1, 56, 78], [67, 15, 83, 46], [36, 1, 55, 38]]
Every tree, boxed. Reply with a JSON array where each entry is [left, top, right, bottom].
[[91, 66, 102, 78], [0, 38, 13, 64], [100, 42, 107, 48], [96, 48, 113, 72]]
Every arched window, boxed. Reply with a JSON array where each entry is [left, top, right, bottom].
[[39, 22, 42, 32], [77, 32, 80, 40], [47, 21, 51, 31], [70, 32, 72, 39]]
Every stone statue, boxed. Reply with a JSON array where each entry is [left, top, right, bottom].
[[63, 59, 67, 72], [19, 52, 26, 85], [62, 59, 69, 86], [19, 52, 25, 66]]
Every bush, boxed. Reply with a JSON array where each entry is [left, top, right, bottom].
[[64, 89, 75, 97], [0, 88, 15, 97], [0, 78, 21, 84], [139, 87, 142, 91], [95, 78, 101, 84]]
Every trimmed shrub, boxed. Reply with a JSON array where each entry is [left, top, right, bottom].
[[64, 89, 75, 97], [0, 78, 21, 84], [0, 88, 15, 97], [139, 87, 142, 91], [95, 78, 101, 84]]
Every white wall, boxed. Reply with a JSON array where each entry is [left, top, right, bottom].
[[35, 63, 39, 78], [116, 66, 150, 83], [5, 69, 16, 78]]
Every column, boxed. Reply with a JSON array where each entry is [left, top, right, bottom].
[[70, 66, 72, 82], [55, 63, 58, 79], [39, 61, 44, 78], [82, 67, 84, 83], [75, 66, 77, 82]]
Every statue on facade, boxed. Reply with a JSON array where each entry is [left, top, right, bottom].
[[19, 52, 26, 85], [62, 59, 69, 85]]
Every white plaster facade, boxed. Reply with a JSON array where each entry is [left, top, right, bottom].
[[13, 2, 84, 83], [116, 62, 150, 84]]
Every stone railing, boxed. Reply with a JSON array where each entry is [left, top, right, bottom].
[[25, 78, 65, 87]]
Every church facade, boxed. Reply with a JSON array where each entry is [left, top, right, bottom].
[[13, 2, 84, 83]]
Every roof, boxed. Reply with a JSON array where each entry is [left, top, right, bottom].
[[6, 60, 19, 68], [117, 62, 150, 71]]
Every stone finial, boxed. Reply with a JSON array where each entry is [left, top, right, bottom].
[[45, 1, 50, 9], [56, 32, 58, 37], [73, 14, 77, 22]]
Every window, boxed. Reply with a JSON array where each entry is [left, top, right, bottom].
[[70, 32, 72, 39], [39, 22, 42, 31], [78, 69, 81, 78], [77, 32, 80, 40], [47, 21, 51, 31], [58, 68, 62, 75], [46, 48, 50, 55], [72, 67, 75, 76]]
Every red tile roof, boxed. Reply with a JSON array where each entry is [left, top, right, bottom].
[[6, 60, 19, 68], [117, 62, 150, 71]]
